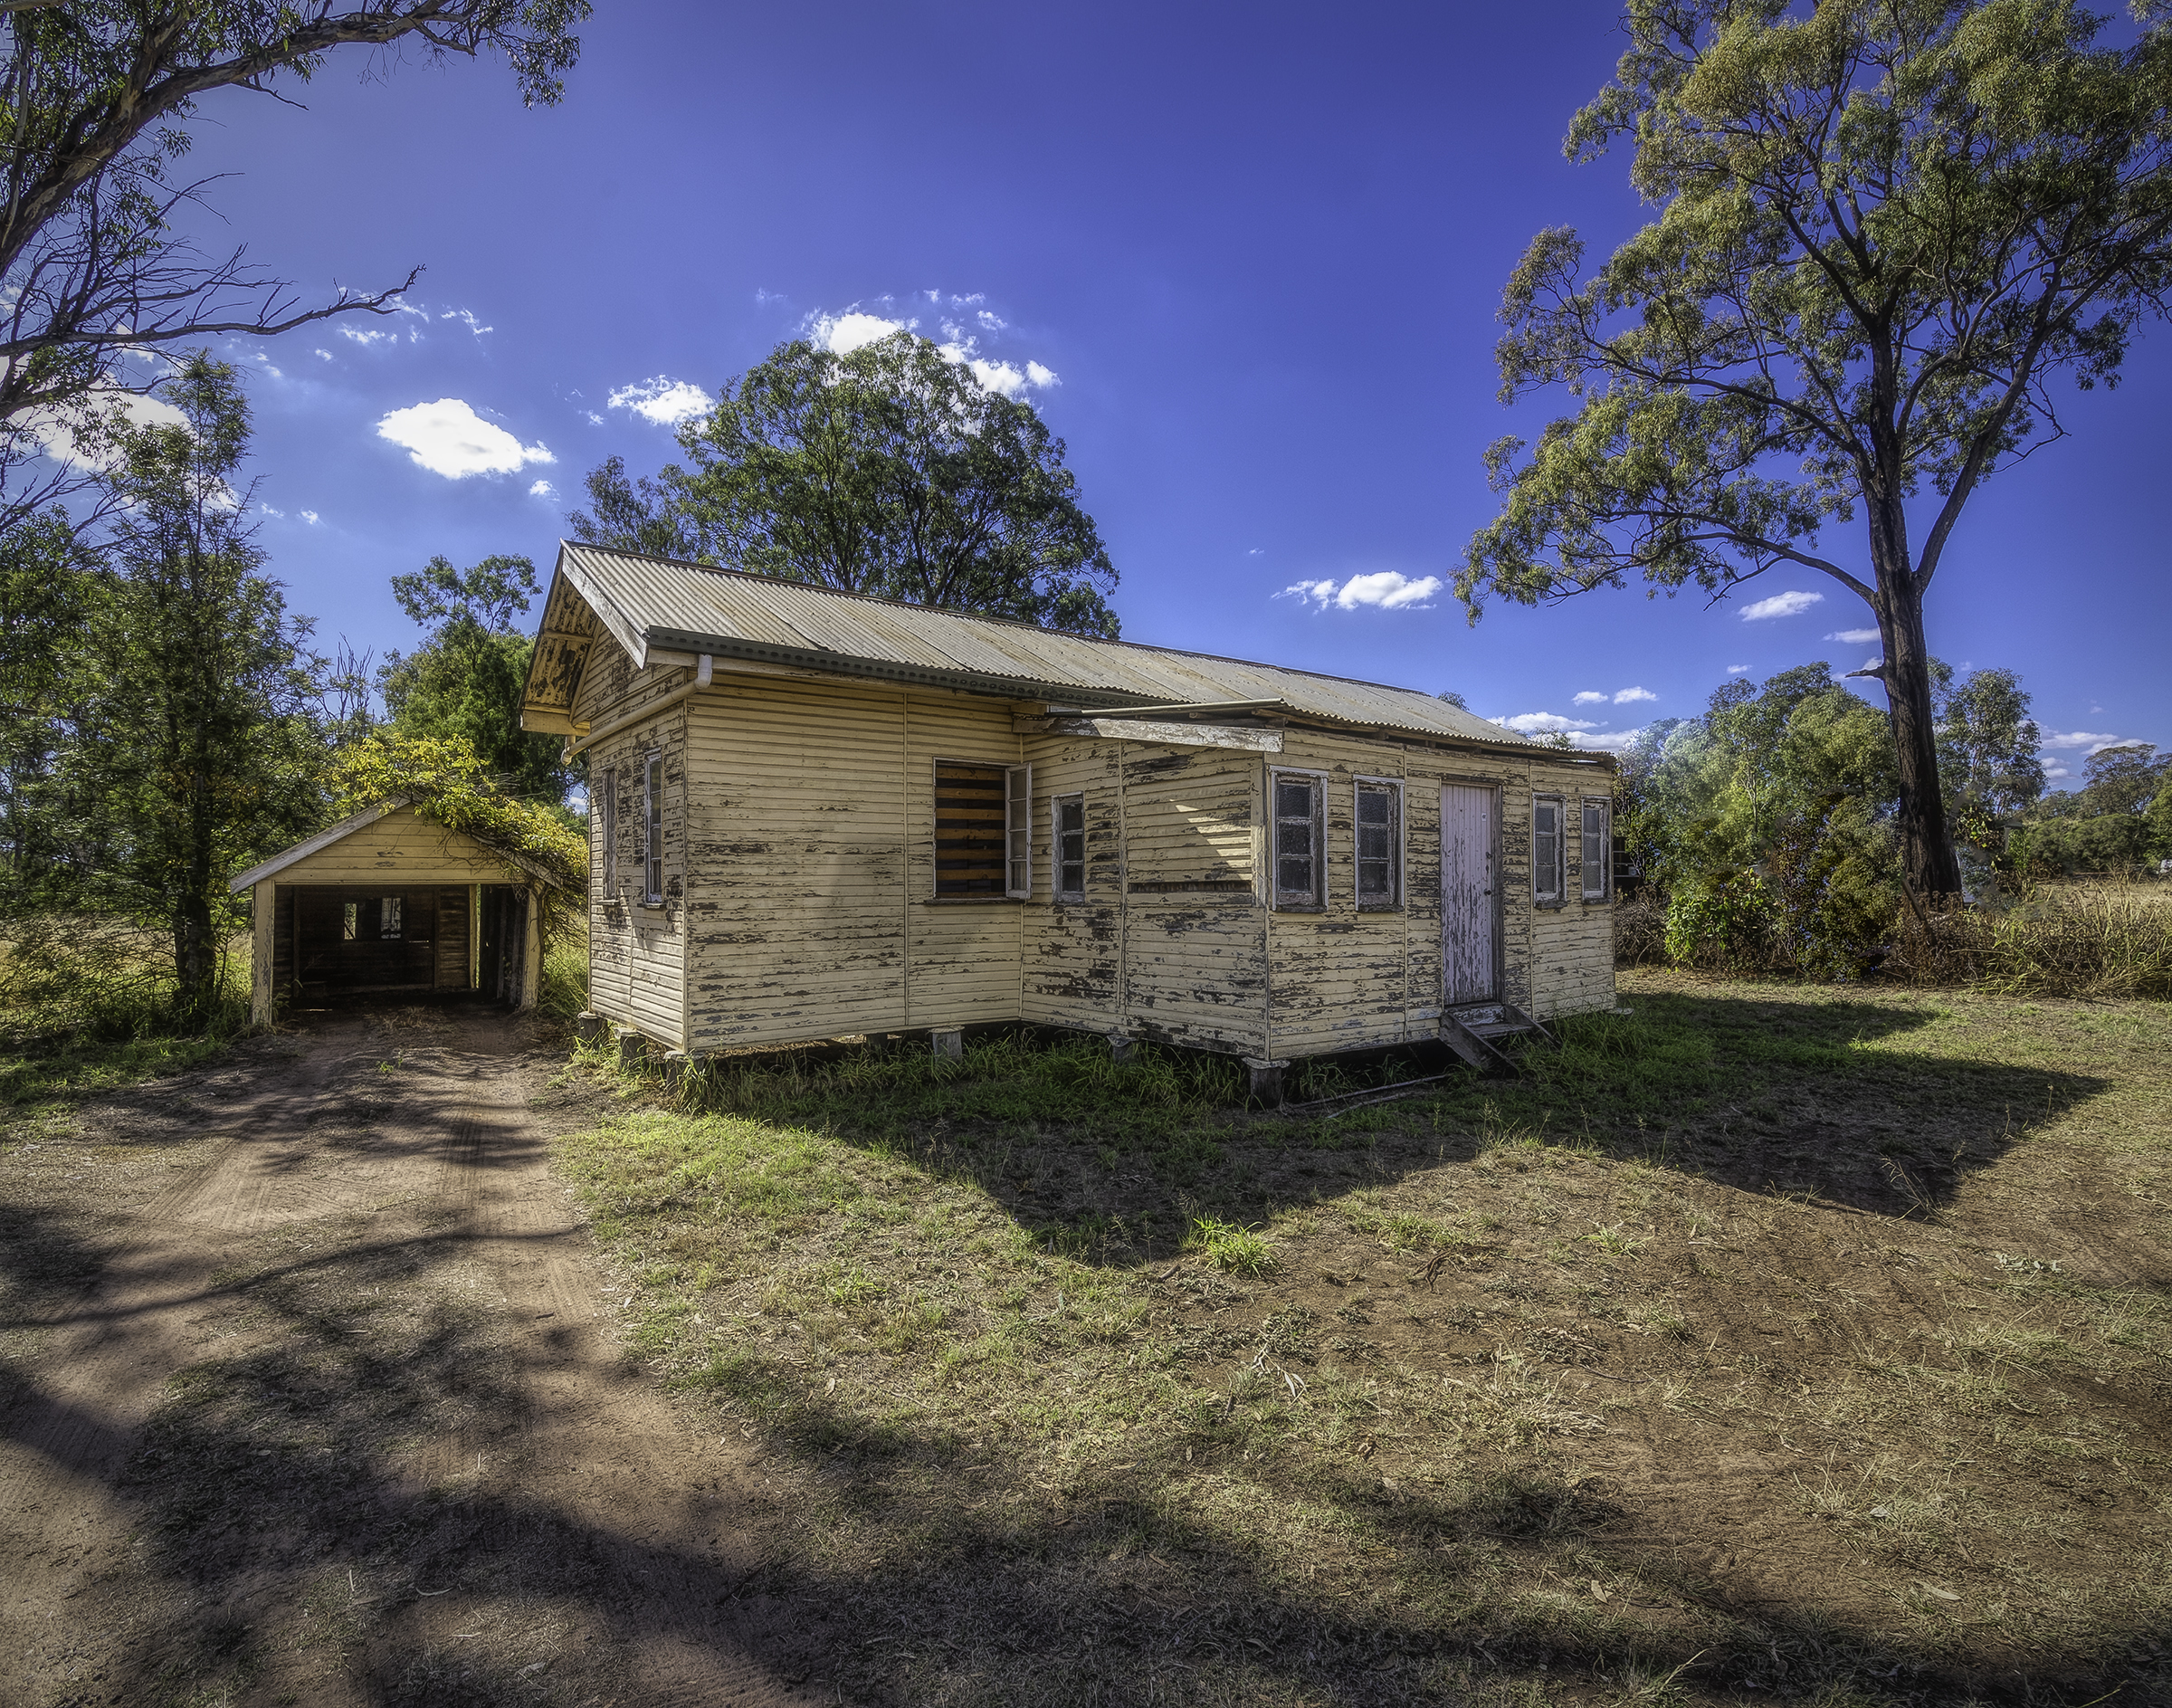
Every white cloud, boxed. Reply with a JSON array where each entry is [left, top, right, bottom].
[[1025, 360, 1059, 388], [338, 325, 400, 349], [1572, 691, 1609, 705], [810, 310, 913, 354], [439, 308, 494, 337], [966, 358, 1032, 397], [1614, 686, 1657, 703], [375, 398, 555, 480], [1727, 663, 1750, 674], [1497, 711, 1598, 735], [1278, 578, 1340, 606], [1278, 571, 1443, 612], [22, 388, 189, 471], [2039, 730, 2140, 757], [977, 310, 1007, 332], [607, 376, 714, 426], [529, 480, 556, 499], [1570, 728, 1643, 754], [258, 502, 283, 518], [586, 410, 604, 426], [1739, 589, 1824, 621], [1824, 627, 1879, 644], [313, 348, 333, 361], [2045, 764, 2072, 780], [300, 510, 319, 525]]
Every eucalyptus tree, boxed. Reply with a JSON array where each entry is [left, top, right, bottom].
[[379, 551, 573, 803], [66, 354, 324, 1020], [1461, 0, 2172, 898], [572, 331, 1120, 638], [0, 1, 589, 526]]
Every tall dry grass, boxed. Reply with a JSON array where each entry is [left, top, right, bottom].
[[1886, 878, 2172, 999]]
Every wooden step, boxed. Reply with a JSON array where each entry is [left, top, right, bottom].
[[1440, 1002, 1558, 1071]]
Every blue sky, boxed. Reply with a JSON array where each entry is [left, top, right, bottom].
[[154, 0, 2167, 784]]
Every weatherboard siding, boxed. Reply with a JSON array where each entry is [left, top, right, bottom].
[[560, 634, 1615, 1057]]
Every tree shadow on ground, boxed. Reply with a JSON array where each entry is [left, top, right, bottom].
[[2, 1000, 2158, 1707], [686, 989, 2113, 1273], [18, 1305, 2164, 1708]]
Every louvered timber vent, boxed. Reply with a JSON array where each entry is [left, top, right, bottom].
[[933, 761, 1008, 897]]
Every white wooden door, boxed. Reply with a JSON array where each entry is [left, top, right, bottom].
[[1441, 784, 1497, 1006]]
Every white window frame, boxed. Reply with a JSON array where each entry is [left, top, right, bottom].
[[1580, 797, 1611, 902], [1005, 763, 1032, 899], [1269, 768, 1329, 910], [643, 749, 665, 905], [1052, 791, 1087, 902], [1532, 794, 1566, 906], [1353, 776, 1404, 912]]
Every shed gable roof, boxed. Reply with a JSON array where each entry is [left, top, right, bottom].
[[228, 802, 554, 893], [524, 542, 1524, 748]]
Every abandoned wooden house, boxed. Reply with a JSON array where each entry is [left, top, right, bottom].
[[230, 803, 552, 1024], [519, 542, 1618, 1097]]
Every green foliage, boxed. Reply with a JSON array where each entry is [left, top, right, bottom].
[[1939, 666, 2045, 818], [378, 553, 571, 804], [1186, 1217, 1279, 1277], [327, 730, 586, 944], [2014, 745, 2168, 874], [62, 356, 325, 1018], [1634, 663, 1909, 974], [0, 510, 95, 911], [571, 331, 1120, 638], [1462, 0, 2172, 896], [1662, 868, 1778, 970]]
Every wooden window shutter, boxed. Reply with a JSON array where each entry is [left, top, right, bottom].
[[643, 750, 664, 903], [934, 760, 1008, 896], [1581, 798, 1610, 901], [601, 768, 617, 896], [1005, 764, 1032, 899], [1532, 796, 1564, 903]]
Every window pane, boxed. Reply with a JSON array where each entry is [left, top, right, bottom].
[[380, 895, 402, 938], [342, 901, 357, 941], [1054, 795, 1086, 898], [1358, 790, 1391, 826], [1274, 780, 1313, 820], [1277, 854, 1313, 894]]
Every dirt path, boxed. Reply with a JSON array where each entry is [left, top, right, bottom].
[[0, 1007, 831, 1708]]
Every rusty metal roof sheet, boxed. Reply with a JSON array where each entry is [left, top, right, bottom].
[[549, 542, 1528, 747]]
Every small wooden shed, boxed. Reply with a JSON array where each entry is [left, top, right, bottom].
[[519, 543, 1620, 1094], [229, 802, 548, 1025]]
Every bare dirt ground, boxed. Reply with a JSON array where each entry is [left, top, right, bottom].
[[0, 1006, 833, 1707]]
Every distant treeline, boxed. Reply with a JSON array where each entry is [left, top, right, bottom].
[[1613, 663, 2170, 980]]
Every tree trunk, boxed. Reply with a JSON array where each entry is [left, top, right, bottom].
[[1876, 578, 1963, 902]]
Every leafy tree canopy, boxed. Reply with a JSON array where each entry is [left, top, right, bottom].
[[1462, 0, 2172, 900], [570, 331, 1120, 639], [61, 353, 326, 1015], [378, 552, 571, 805], [328, 730, 586, 941]]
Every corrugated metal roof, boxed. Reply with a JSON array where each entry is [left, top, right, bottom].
[[550, 542, 1528, 747]]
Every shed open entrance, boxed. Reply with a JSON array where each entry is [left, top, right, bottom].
[[272, 883, 478, 1007]]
